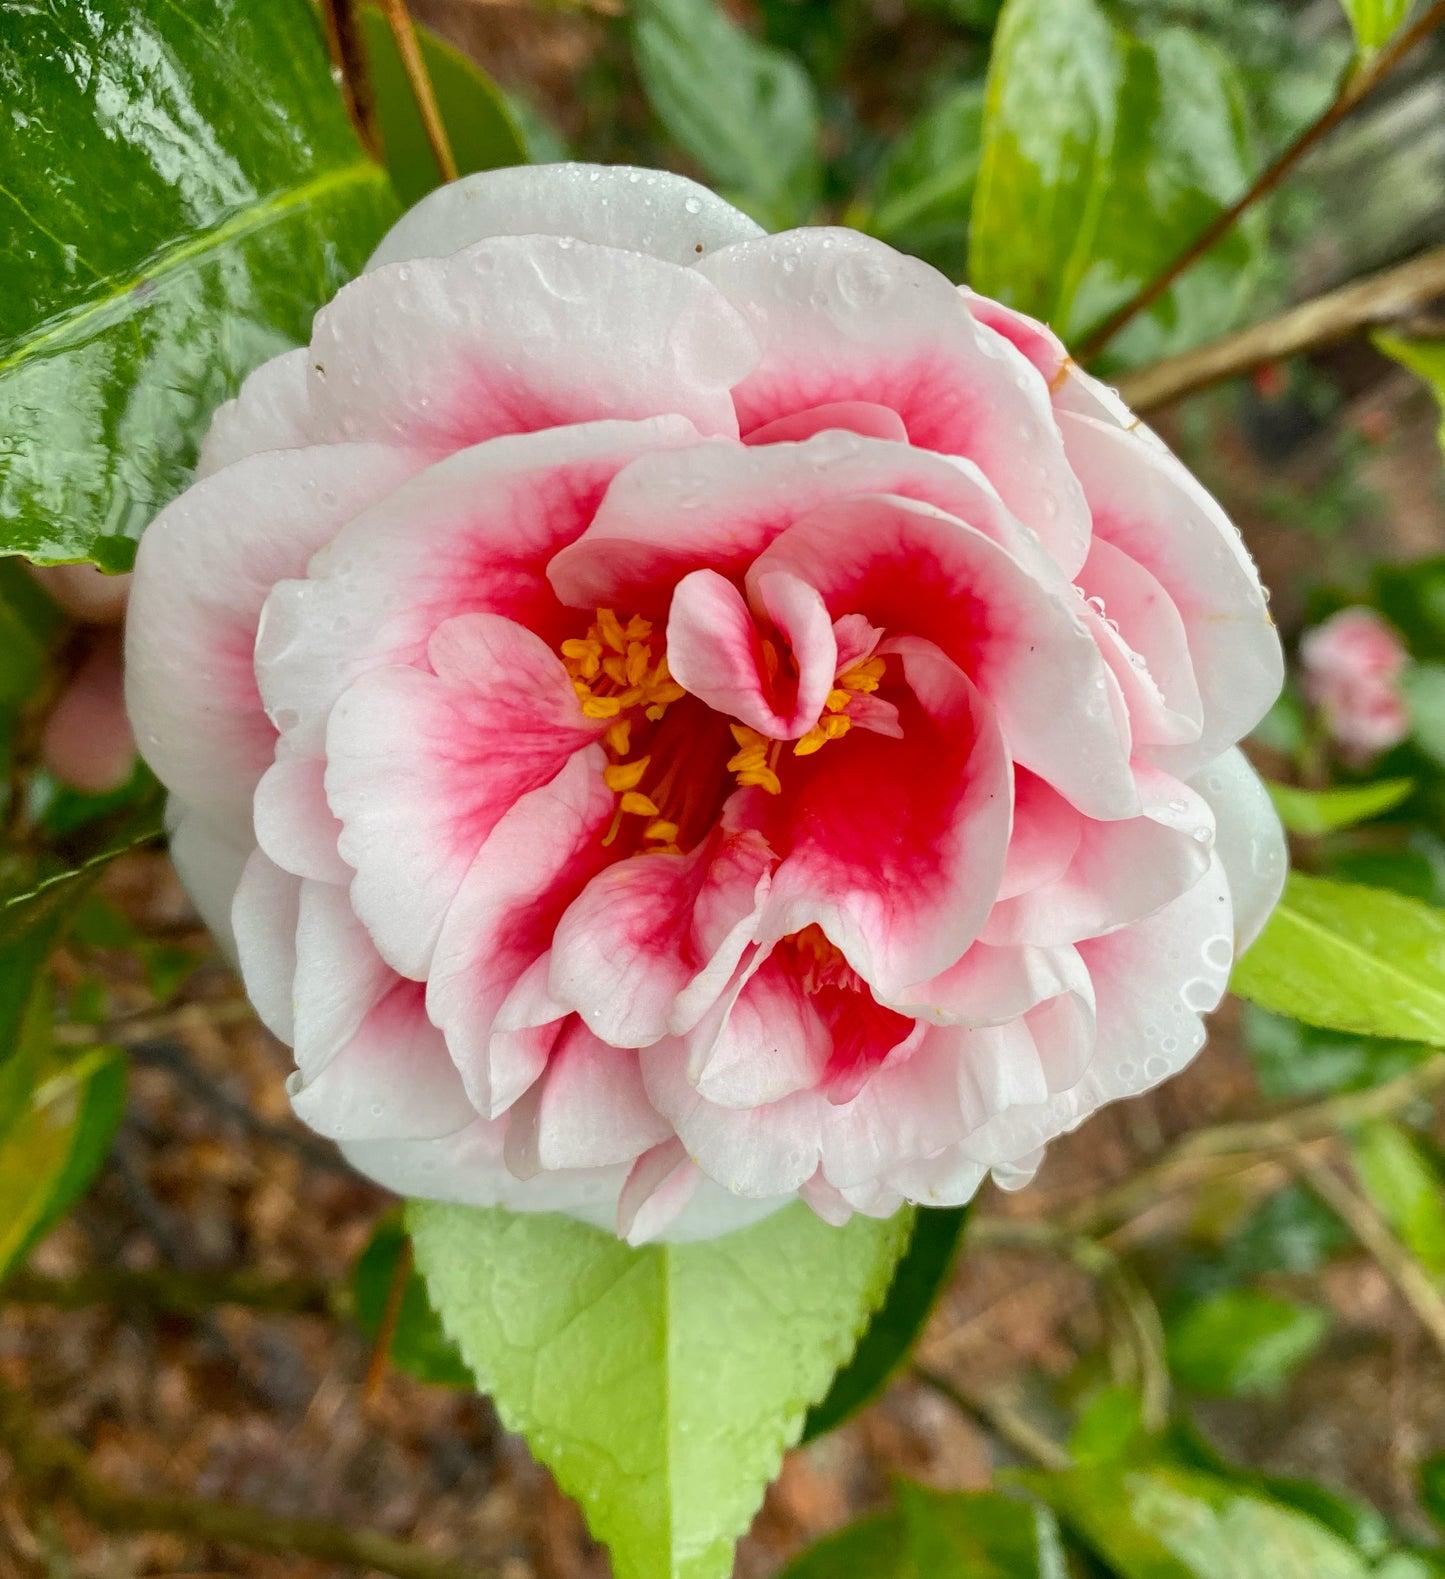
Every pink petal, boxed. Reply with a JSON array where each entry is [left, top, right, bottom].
[[548, 429, 1045, 616], [196, 348, 314, 477], [167, 807, 254, 963], [1188, 749, 1286, 952], [747, 493, 1138, 820], [325, 614, 600, 977], [617, 1139, 702, 1245], [289, 978, 475, 1142], [982, 766, 1215, 947], [41, 633, 135, 794], [998, 769, 1083, 901], [957, 288, 1068, 386], [503, 1020, 671, 1177], [126, 444, 425, 831], [901, 940, 1089, 1029], [666, 568, 836, 738], [231, 849, 301, 1044], [256, 418, 696, 758], [305, 236, 756, 451], [290, 879, 395, 1081], [758, 633, 1012, 997], [252, 741, 350, 884], [367, 163, 764, 272], [744, 401, 909, 445], [699, 230, 1091, 576], [1059, 410, 1283, 777], [686, 951, 829, 1108], [427, 747, 616, 1117]]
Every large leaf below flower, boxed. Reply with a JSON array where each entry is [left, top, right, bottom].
[[0, 0, 398, 571], [409, 1199, 911, 1579], [969, 0, 1260, 365]]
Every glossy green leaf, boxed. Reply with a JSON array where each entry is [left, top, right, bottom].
[[1022, 1463, 1377, 1579], [1340, 0, 1413, 54], [351, 1215, 471, 1388], [632, 0, 821, 228], [1404, 664, 1445, 771], [0, 0, 398, 570], [901, 1483, 1069, 1578], [360, 6, 525, 208], [1165, 1290, 1328, 1397], [1348, 1119, 1445, 1277], [773, 1513, 909, 1579], [0, 987, 126, 1283], [804, 1203, 969, 1441], [1070, 1385, 1145, 1464], [1230, 874, 1445, 1046], [1265, 778, 1414, 836], [970, 0, 1259, 362], [409, 1200, 911, 1579], [1376, 337, 1445, 455], [865, 83, 986, 277]]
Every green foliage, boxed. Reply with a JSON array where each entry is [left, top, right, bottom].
[[1165, 1290, 1329, 1397], [1231, 874, 1445, 1046], [0, 0, 398, 570], [970, 0, 1259, 361], [350, 1215, 471, 1387], [1339, 0, 1414, 54], [804, 1203, 970, 1441], [0, 986, 126, 1283], [631, 0, 821, 228], [773, 1512, 909, 1579], [360, 6, 526, 208], [1241, 1005, 1435, 1099], [1266, 778, 1415, 836], [1404, 664, 1445, 772], [1348, 1119, 1445, 1276], [863, 84, 986, 278], [409, 1199, 911, 1579], [1070, 1385, 1146, 1465]]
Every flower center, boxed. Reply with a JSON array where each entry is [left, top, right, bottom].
[[780, 923, 864, 995], [559, 607, 888, 852]]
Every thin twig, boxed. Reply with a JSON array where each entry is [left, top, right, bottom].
[[319, 0, 384, 161], [53, 997, 256, 1048], [6, 1266, 342, 1320], [912, 1365, 1071, 1471], [364, 1236, 413, 1406], [1114, 244, 1445, 412], [0, 1383, 482, 1579], [1293, 1146, 1445, 1362], [378, 0, 458, 183], [1078, 0, 1445, 360]]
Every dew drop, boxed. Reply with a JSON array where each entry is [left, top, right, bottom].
[[683, 196, 702, 215]]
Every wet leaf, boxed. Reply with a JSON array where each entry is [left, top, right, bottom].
[[1165, 1290, 1328, 1398]]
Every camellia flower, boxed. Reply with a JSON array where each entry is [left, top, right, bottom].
[[126, 164, 1286, 1243], [1300, 606, 1410, 764]]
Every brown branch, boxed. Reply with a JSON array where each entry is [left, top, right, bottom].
[[53, 997, 256, 1048], [912, 1365, 1071, 1471], [364, 1236, 413, 1406], [1293, 1147, 1445, 1362], [1078, 0, 1445, 360], [377, 0, 458, 184], [0, 1383, 483, 1579], [1114, 244, 1445, 412], [320, 0, 383, 162]]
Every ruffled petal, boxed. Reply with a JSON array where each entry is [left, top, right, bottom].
[[196, 348, 314, 476], [1188, 748, 1286, 952], [325, 614, 600, 977], [230, 848, 300, 1043], [367, 162, 764, 271]]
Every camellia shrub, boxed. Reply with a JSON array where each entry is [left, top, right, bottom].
[[5, 1, 1445, 1577]]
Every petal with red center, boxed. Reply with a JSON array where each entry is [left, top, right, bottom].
[[305, 236, 756, 451], [326, 614, 600, 978], [699, 230, 1091, 575], [686, 950, 829, 1109], [1188, 748, 1286, 951], [548, 429, 1044, 615], [759, 634, 1013, 998], [1059, 411, 1283, 777], [256, 418, 697, 758], [126, 445, 426, 832], [667, 568, 836, 738], [956, 288, 1068, 385], [252, 741, 350, 884], [748, 495, 1137, 820], [289, 978, 475, 1142], [548, 825, 772, 1048], [900, 940, 1089, 1029], [427, 747, 616, 1117], [367, 163, 764, 271], [997, 769, 1083, 901], [503, 1020, 671, 1177], [982, 766, 1215, 947]]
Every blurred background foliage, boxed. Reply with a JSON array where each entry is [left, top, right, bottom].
[[4, 0, 1445, 1574]]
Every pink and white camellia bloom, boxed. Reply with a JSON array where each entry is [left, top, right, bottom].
[[1300, 606, 1411, 764], [126, 164, 1287, 1244]]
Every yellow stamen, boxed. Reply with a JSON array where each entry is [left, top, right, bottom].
[[620, 790, 661, 818], [597, 607, 627, 653], [581, 693, 623, 719], [605, 718, 632, 756], [645, 819, 680, 844], [603, 756, 651, 793]]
